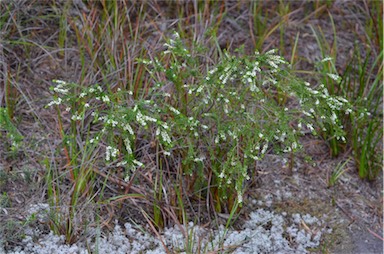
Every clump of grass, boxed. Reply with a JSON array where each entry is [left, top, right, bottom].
[[328, 158, 350, 187], [0, 108, 23, 157], [341, 48, 383, 180], [47, 32, 353, 239], [310, 6, 383, 180]]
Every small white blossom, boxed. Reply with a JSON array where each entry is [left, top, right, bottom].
[[237, 194, 243, 204], [133, 159, 144, 167], [47, 98, 63, 107], [102, 95, 110, 103], [53, 87, 69, 94], [330, 112, 337, 124], [261, 143, 268, 154], [53, 79, 67, 85], [298, 122, 302, 129], [307, 123, 314, 132], [194, 157, 205, 163], [117, 160, 127, 167], [105, 146, 119, 161], [169, 106, 180, 115], [327, 73, 341, 82], [123, 124, 134, 135], [124, 138, 132, 154], [160, 130, 172, 144], [71, 114, 82, 121], [321, 57, 333, 62]]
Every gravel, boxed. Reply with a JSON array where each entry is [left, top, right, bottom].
[[2, 208, 331, 254]]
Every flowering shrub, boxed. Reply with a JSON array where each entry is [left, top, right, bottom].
[[48, 32, 353, 211]]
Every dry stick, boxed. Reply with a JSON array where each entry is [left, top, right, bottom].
[[367, 228, 384, 241], [100, 204, 115, 231], [56, 105, 75, 181], [91, 167, 144, 195], [248, 4, 257, 48], [206, 243, 241, 254], [140, 208, 172, 254], [162, 206, 186, 239]]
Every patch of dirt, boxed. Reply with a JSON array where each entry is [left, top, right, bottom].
[[241, 148, 383, 253]]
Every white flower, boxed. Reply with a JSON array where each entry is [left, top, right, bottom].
[[133, 159, 144, 167], [261, 143, 268, 154], [161, 130, 172, 144], [117, 160, 127, 167], [143, 115, 157, 122], [47, 98, 63, 107], [237, 194, 243, 204], [169, 106, 180, 115], [71, 114, 82, 121], [105, 146, 112, 161], [267, 60, 278, 69], [53, 87, 69, 94], [161, 122, 169, 129], [330, 112, 337, 124], [266, 49, 277, 54], [321, 57, 333, 62], [193, 157, 205, 163], [327, 73, 341, 82], [106, 118, 118, 127], [102, 95, 110, 103], [105, 146, 119, 161], [123, 123, 134, 135], [136, 111, 147, 126], [124, 138, 132, 154], [307, 123, 314, 132], [53, 79, 67, 85]]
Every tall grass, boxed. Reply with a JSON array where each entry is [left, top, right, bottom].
[[310, 3, 383, 180]]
